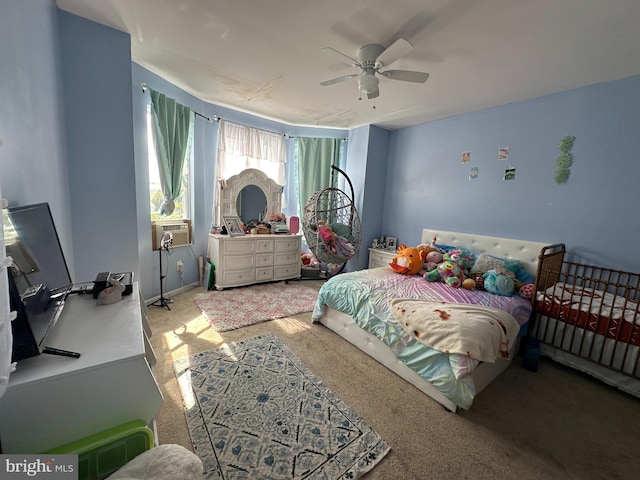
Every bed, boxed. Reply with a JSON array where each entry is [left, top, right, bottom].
[[311, 228, 551, 412], [531, 244, 640, 398]]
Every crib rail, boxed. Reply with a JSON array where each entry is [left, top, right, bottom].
[[530, 249, 640, 379]]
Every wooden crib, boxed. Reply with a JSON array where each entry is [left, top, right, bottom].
[[530, 244, 640, 397]]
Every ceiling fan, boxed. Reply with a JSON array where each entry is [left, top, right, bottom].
[[320, 38, 429, 100]]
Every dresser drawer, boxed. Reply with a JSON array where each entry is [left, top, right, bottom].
[[222, 269, 255, 284], [368, 248, 396, 269], [275, 238, 299, 252], [222, 255, 255, 270], [256, 266, 274, 281], [256, 253, 273, 267], [274, 264, 299, 278], [256, 239, 274, 253], [274, 252, 298, 266], [222, 239, 255, 255]]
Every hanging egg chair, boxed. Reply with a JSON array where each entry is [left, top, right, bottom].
[[302, 166, 361, 270]]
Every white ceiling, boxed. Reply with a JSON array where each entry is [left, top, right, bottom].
[[56, 0, 640, 131]]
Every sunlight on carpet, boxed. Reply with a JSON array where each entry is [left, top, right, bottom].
[[173, 334, 390, 479], [193, 282, 319, 332]]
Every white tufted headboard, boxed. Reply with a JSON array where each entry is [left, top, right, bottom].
[[421, 229, 549, 276]]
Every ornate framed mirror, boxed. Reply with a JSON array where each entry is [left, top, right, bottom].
[[219, 168, 283, 223]]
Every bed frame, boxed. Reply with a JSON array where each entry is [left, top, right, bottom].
[[316, 228, 550, 412], [531, 244, 640, 398]]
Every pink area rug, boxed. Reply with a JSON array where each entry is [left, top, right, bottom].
[[193, 282, 319, 332]]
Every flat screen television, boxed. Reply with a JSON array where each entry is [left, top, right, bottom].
[[3, 202, 75, 361]]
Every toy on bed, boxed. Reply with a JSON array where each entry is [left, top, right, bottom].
[[389, 244, 426, 275], [483, 268, 516, 296], [423, 248, 474, 288], [415, 237, 445, 272]]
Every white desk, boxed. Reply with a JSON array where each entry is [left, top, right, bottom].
[[0, 284, 163, 453]]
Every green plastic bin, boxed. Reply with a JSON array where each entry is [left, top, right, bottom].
[[46, 420, 154, 480]]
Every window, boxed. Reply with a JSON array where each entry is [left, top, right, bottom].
[[147, 104, 192, 220]]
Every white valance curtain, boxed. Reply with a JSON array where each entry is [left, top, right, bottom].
[[213, 120, 286, 226]]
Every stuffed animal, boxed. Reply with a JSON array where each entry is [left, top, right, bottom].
[[316, 222, 355, 258], [423, 249, 444, 272], [423, 249, 473, 288], [483, 268, 515, 296], [389, 245, 426, 275], [462, 277, 476, 290], [415, 238, 445, 273], [519, 283, 535, 300]]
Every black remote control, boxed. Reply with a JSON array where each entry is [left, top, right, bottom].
[[42, 347, 81, 358]]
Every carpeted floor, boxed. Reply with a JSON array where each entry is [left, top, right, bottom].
[[147, 280, 640, 480]]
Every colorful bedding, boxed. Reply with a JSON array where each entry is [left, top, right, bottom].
[[311, 267, 533, 409]]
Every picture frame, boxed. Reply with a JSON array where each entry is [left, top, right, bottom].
[[386, 236, 397, 250], [223, 215, 244, 236]]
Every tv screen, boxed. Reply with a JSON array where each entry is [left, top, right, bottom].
[[3, 202, 73, 361], [3, 202, 72, 295]]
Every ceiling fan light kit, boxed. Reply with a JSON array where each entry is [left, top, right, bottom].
[[358, 72, 379, 94], [320, 38, 429, 101]]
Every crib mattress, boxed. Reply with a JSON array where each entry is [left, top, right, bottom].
[[536, 283, 640, 346]]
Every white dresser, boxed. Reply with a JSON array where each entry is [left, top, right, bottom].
[[368, 247, 396, 269], [208, 234, 302, 289], [0, 284, 162, 453]]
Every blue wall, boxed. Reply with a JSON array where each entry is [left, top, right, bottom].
[[382, 75, 640, 273], [0, 0, 74, 274], [59, 11, 139, 285], [3, 0, 640, 301]]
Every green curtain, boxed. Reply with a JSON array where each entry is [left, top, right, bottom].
[[295, 137, 343, 216], [149, 89, 193, 215]]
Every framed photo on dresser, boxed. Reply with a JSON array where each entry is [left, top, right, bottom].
[[223, 216, 244, 236], [386, 236, 397, 250]]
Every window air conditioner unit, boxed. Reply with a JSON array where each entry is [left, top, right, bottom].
[[152, 220, 192, 250]]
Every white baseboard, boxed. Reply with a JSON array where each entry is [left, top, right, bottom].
[[145, 281, 199, 306]]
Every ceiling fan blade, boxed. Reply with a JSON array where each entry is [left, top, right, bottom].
[[367, 88, 379, 100], [321, 47, 360, 67], [380, 70, 430, 83], [376, 38, 413, 67], [320, 74, 359, 86]]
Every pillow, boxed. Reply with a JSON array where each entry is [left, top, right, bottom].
[[470, 253, 536, 284], [470, 253, 520, 274]]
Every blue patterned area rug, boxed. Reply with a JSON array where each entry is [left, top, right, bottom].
[[173, 334, 390, 479]]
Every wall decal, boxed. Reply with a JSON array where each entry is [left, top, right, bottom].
[[461, 151, 470, 163], [469, 167, 479, 180], [555, 135, 576, 184], [498, 146, 509, 161], [504, 167, 516, 180]]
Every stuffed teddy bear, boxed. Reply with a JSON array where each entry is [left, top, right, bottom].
[[423, 248, 473, 288], [389, 245, 426, 275], [482, 267, 515, 296]]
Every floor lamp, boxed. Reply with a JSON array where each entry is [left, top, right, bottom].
[[150, 231, 173, 310]]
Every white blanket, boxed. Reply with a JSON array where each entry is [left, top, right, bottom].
[[389, 299, 521, 362]]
